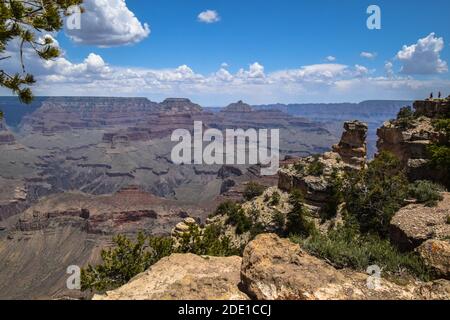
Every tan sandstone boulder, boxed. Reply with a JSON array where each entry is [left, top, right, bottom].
[[390, 193, 450, 251], [240, 233, 450, 300], [417, 240, 450, 279], [93, 253, 249, 300]]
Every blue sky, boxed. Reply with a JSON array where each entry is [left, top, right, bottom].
[[2, 0, 450, 105]]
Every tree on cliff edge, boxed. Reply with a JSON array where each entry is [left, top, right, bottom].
[[0, 0, 83, 106]]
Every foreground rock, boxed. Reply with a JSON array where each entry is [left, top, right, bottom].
[[390, 193, 450, 251], [241, 234, 450, 300], [94, 254, 248, 300], [417, 240, 450, 279]]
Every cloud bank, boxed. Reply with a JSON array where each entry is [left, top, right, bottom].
[[1, 33, 448, 105]]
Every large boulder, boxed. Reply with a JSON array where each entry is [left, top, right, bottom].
[[390, 193, 450, 251], [93, 254, 248, 300], [417, 240, 450, 279], [240, 233, 450, 300]]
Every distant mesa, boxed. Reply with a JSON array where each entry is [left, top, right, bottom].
[[159, 98, 202, 113], [222, 100, 253, 113]]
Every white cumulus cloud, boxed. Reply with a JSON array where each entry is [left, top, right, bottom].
[[396, 33, 448, 74], [360, 52, 377, 59], [325, 56, 336, 62], [198, 10, 220, 24], [65, 0, 150, 47]]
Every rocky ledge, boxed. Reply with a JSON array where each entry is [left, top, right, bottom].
[[377, 99, 449, 185], [390, 192, 450, 251], [95, 234, 450, 300], [278, 120, 367, 209], [93, 254, 247, 300]]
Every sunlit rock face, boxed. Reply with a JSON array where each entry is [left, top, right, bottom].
[[377, 99, 449, 186], [332, 120, 368, 168]]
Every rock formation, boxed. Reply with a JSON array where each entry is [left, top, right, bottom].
[[332, 120, 368, 168], [94, 234, 450, 300], [240, 234, 450, 300], [13, 186, 207, 235], [221, 100, 253, 113], [159, 98, 203, 114], [171, 217, 198, 238], [93, 254, 248, 300], [278, 120, 368, 209], [377, 99, 449, 185], [390, 192, 450, 251], [417, 240, 450, 279]]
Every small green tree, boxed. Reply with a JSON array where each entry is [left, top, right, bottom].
[[269, 191, 281, 206], [343, 151, 409, 237], [321, 169, 343, 220], [286, 189, 315, 237], [272, 209, 286, 234], [307, 157, 325, 176], [178, 224, 239, 257], [428, 119, 450, 188], [243, 182, 266, 201], [396, 106, 415, 129], [408, 180, 444, 207], [0, 0, 83, 103], [81, 233, 174, 292]]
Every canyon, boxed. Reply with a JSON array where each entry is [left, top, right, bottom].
[[0, 96, 415, 299], [0, 96, 341, 299]]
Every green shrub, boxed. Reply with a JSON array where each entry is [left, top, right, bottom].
[[446, 215, 450, 225], [307, 158, 325, 176], [81, 225, 240, 292], [397, 106, 414, 120], [214, 200, 238, 216], [433, 119, 450, 136], [272, 209, 286, 234], [224, 204, 253, 235], [243, 182, 266, 201], [321, 169, 343, 220], [213, 201, 255, 235], [269, 191, 281, 206], [396, 106, 415, 129], [428, 144, 450, 168], [427, 118, 450, 188], [408, 180, 444, 207], [286, 189, 316, 238], [295, 224, 432, 281], [81, 233, 174, 292], [343, 151, 409, 237], [178, 224, 240, 257], [293, 162, 306, 175]]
